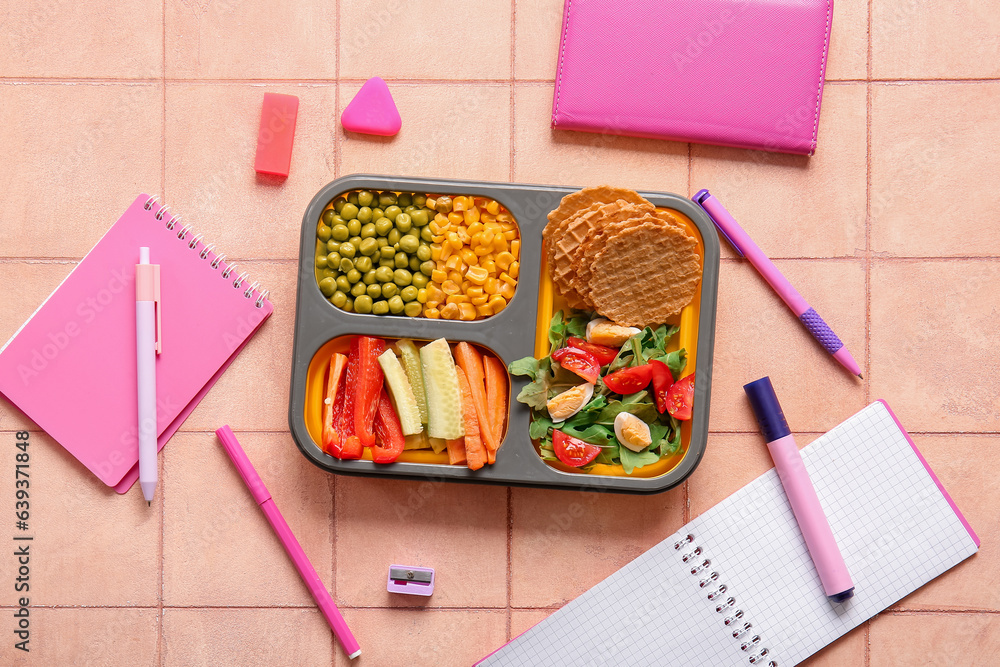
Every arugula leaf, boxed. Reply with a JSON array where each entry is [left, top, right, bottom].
[[619, 446, 661, 474], [565, 313, 590, 339], [594, 442, 620, 465], [622, 390, 649, 405], [629, 336, 644, 367], [648, 421, 669, 450], [509, 356, 543, 380], [516, 380, 549, 411], [594, 400, 659, 425], [660, 428, 682, 457], [665, 348, 688, 381], [560, 422, 616, 447], [529, 415, 554, 439], [547, 311, 566, 350]]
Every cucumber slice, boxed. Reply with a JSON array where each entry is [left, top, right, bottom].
[[397, 339, 429, 424], [419, 338, 465, 440], [377, 349, 423, 436]]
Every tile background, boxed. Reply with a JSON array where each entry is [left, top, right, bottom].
[[1, 0, 998, 664]]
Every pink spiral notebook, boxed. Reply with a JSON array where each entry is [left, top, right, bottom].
[[0, 195, 273, 493], [552, 0, 834, 155]]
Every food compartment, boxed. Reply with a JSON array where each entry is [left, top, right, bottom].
[[314, 189, 521, 320]]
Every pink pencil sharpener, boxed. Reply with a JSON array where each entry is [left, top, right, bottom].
[[387, 565, 434, 596]]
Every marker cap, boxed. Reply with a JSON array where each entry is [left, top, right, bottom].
[[743, 377, 791, 442]]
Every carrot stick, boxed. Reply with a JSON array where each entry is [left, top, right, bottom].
[[321, 353, 348, 454], [455, 366, 486, 470], [483, 355, 508, 464], [453, 342, 498, 454], [446, 438, 467, 465]]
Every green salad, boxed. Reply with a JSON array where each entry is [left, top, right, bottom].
[[508, 311, 692, 475]]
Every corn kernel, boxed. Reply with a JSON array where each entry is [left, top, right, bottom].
[[475, 304, 494, 318], [448, 212, 464, 225], [441, 279, 460, 295], [499, 272, 516, 286], [440, 303, 460, 320], [486, 199, 500, 215], [488, 295, 508, 313], [417, 288, 428, 304], [468, 222, 484, 236], [496, 252, 514, 271], [434, 212, 448, 224], [503, 229, 518, 241], [496, 212, 512, 224], [464, 207, 480, 225], [445, 254, 462, 271], [511, 239, 520, 258], [457, 226, 471, 244], [440, 242, 453, 261], [453, 197, 467, 212], [484, 222, 501, 234], [429, 221, 443, 235], [467, 286, 484, 299], [460, 248, 478, 266], [470, 294, 489, 306], [466, 265, 489, 285], [426, 300, 440, 309], [499, 281, 516, 300], [424, 307, 441, 319], [432, 234, 446, 244], [508, 261, 519, 279], [447, 232, 462, 250], [474, 244, 492, 256], [480, 259, 497, 275], [431, 244, 443, 261], [445, 294, 469, 305], [482, 252, 495, 263], [481, 213, 496, 225], [492, 235, 507, 253], [459, 303, 477, 320], [431, 269, 447, 283], [447, 270, 464, 284], [484, 277, 500, 295], [425, 198, 437, 210]]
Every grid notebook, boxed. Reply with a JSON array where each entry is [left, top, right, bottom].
[[0, 195, 273, 493], [478, 401, 979, 666]]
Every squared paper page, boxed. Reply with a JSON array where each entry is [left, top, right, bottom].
[[479, 402, 977, 666]]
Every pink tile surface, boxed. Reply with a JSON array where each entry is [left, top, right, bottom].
[[1, 1, 998, 664]]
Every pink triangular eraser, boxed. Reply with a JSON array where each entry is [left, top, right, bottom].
[[341, 77, 401, 136]]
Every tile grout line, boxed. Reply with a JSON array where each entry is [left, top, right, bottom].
[[332, 0, 341, 655], [864, 2, 873, 664], [506, 486, 513, 641], [2, 76, 1000, 85], [334, 0, 342, 185], [159, 3, 167, 664], [506, 2, 516, 640], [10, 428, 1000, 437]]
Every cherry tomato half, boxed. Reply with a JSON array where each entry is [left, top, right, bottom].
[[567, 337, 618, 366], [666, 373, 695, 420], [551, 347, 601, 384], [602, 364, 654, 395], [649, 359, 674, 414], [552, 429, 602, 468]]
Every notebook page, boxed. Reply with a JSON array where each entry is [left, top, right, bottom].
[[705, 401, 978, 666]]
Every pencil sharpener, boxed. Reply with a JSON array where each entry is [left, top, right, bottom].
[[387, 565, 434, 596]]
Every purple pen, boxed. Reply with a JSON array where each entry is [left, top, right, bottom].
[[694, 190, 862, 378]]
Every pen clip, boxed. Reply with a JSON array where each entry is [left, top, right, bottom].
[[152, 265, 162, 354], [693, 189, 745, 258]]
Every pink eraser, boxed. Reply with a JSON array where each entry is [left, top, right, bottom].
[[254, 93, 299, 178], [341, 77, 401, 137]]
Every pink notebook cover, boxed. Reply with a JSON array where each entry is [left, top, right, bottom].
[[0, 195, 274, 492], [552, 0, 834, 155]]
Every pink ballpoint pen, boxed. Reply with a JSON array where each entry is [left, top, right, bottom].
[[695, 190, 863, 378], [215, 426, 361, 660]]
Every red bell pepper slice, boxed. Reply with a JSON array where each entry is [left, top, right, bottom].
[[371, 388, 406, 463], [352, 336, 386, 448], [602, 364, 654, 395], [321, 353, 348, 454], [328, 347, 362, 460], [567, 337, 618, 366], [551, 346, 601, 384]]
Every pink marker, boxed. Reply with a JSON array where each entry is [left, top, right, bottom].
[[136, 247, 161, 504], [744, 377, 854, 602], [215, 426, 361, 659], [695, 190, 862, 378]]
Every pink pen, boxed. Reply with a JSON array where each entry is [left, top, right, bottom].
[[215, 426, 361, 659], [744, 377, 854, 602], [136, 247, 161, 504], [695, 190, 862, 378]]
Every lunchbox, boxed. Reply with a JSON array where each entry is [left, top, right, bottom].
[[288, 175, 720, 494]]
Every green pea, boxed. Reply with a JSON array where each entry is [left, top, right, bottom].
[[379, 258, 396, 269], [393, 268, 413, 286], [397, 193, 413, 208], [413, 194, 427, 208], [357, 190, 375, 208], [315, 254, 328, 269], [363, 269, 378, 285], [410, 209, 429, 227], [435, 196, 453, 214], [339, 258, 354, 273], [347, 269, 362, 284], [372, 207, 385, 220], [375, 218, 393, 236], [387, 295, 405, 314], [394, 252, 409, 269], [318, 277, 336, 297], [396, 214, 413, 234], [331, 290, 348, 308], [349, 238, 362, 251], [375, 266, 394, 283], [411, 272, 429, 289], [347, 219, 362, 236], [420, 260, 435, 276], [354, 254, 374, 272], [378, 192, 397, 208], [322, 268, 337, 279], [351, 282, 367, 297], [404, 205, 417, 215], [377, 237, 389, 248], [384, 205, 402, 222], [327, 251, 341, 267], [358, 238, 378, 258], [416, 244, 432, 262], [420, 227, 434, 243], [326, 241, 338, 254], [386, 229, 401, 246], [379, 246, 395, 260], [332, 197, 348, 214], [331, 224, 350, 242], [398, 234, 419, 254], [317, 223, 332, 242], [342, 297, 354, 312], [366, 283, 382, 299], [338, 242, 356, 259], [372, 299, 389, 315], [322, 209, 337, 225], [408, 257, 420, 272], [381, 283, 398, 299], [336, 276, 351, 293], [400, 285, 418, 302], [347, 191, 360, 206], [404, 302, 423, 317], [360, 223, 377, 239], [357, 207, 373, 224], [341, 203, 359, 221], [354, 295, 373, 314]]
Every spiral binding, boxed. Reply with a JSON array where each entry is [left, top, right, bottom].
[[674, 533, 777, 667], [143, 195, 270, 308]]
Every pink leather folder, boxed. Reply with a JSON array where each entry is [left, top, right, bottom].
[[0, 195, 273, 492], [552, 0, 834, 155]]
